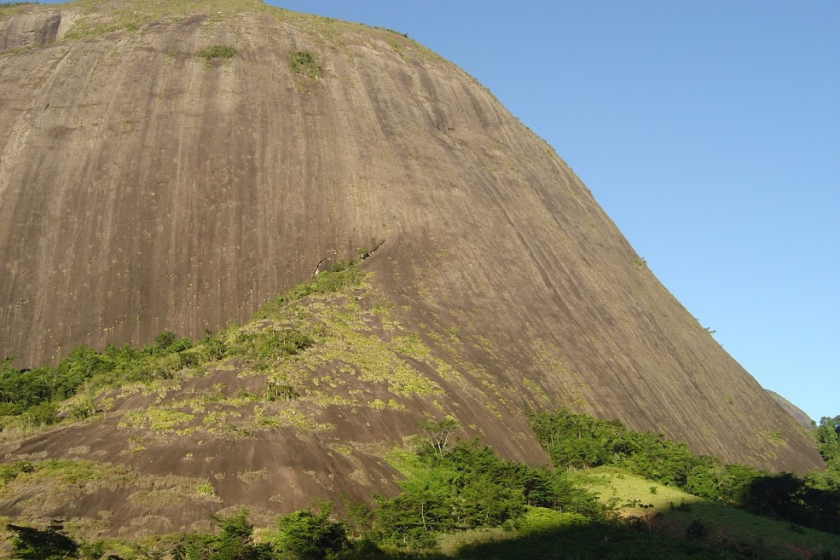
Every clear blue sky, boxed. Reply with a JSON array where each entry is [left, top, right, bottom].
[[269, 1, 840, 423], [12, 1, 838, 422]]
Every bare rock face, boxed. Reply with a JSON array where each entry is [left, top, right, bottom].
[[0, 0, 824, 534], [768, 390, 814, 431], [0, 9, 64, 52]]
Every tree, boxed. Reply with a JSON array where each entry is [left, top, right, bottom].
[[153, 330, 178, 350], [173, 511, 271, 560], [274, 503, 347, 560], [417, 417, 458, 458], [815, 415, 840, 469]]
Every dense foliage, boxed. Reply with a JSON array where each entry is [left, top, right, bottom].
[[373, 430, 603, 549], [0, 334, 196, 428], [815, 416, 840, 474], [289, 50, 322, 79], [174, 512, 273, 560], [271, 504, 348, 560], [530, 408, 840, 535]]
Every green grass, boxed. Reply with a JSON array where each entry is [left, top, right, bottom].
[[252, 279, 447, 405], [196, 45, 236, 60], [433, 507, 754, 560], [61, 0, 271, 40], [118, 408, 196, 434], [570, 466, 840, 560], [253, 265, 365, 319], [569, 466, 702, 513], [0, 3, 38, 19]]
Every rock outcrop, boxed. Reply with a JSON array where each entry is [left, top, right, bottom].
[[0, 1, 824, 534]]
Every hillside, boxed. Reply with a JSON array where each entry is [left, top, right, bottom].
[[0, 0, 824, 530], [568, 468, 840, 560], [0, 267, 553, 536]]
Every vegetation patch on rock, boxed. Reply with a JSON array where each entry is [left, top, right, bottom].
[[195, 44, 236, 60], [289, 50, 322, 79]]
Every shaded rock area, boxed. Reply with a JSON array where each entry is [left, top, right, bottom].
[[0, 0, 825, 535], [767, 390, 814, 431], [0, 8, 70, 52]]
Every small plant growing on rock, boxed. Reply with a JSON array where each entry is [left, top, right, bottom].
[[290, 50, 322, 78], [265, 381, 299, 402], [196, 45, 236, 60]]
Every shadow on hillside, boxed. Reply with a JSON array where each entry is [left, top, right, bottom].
[[350, 517, 766, 560], [448, 520, 750, 560], [646, 499, 840, 560]]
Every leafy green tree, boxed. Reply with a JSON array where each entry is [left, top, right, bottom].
[[22, 401, 59, 427], [529, 408, 629, 469], [815, 415, 840, 469], [374, 435, 603, 548], [202, 332, 228, 361], [153, 330, 178, 350], [274, 503, 348, 560], [417, 417, 458, 458], [545, 470, 605, 517], [339, 497, 373, 539], [211, 511, 254, 560], [174, 511, 272, 560]]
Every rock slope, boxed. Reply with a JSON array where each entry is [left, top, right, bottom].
[[0, 1, 823, 532]]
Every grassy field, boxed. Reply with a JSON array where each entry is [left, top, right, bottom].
[[569, 466, 840, 560], [430, 507, 750, 560], [417, 468, 840, 560], [384, 466, 840, 560]]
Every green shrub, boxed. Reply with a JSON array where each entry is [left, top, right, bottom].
[[265, 382, 299, 402], [23, 401, 58, 427], [254, 264, 364, 319], [231, 329, 314, 360], [273, 504, 348, 560], [374, 436, 603, 549], [290, 50, 322, 79], [0, 460, 33, 486], [196, 45, 237, 60], [68, 395, 96, 420], [175, 511, 272, 560], [154, 330, 177, 350]]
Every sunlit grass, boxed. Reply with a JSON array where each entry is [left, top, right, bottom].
[[572, 466, 840, 560]]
